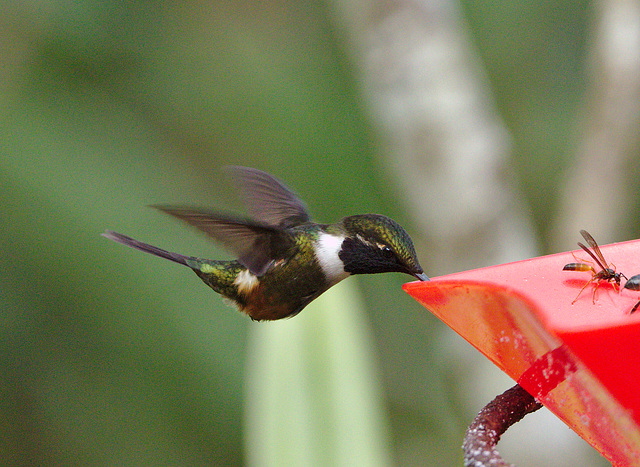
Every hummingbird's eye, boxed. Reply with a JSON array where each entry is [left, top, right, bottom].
[[381, 246, 394, 258]]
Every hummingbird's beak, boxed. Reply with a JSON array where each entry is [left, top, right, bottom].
[[414, 272, 430, 281]]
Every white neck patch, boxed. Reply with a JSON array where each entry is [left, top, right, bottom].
[[315, 233, 350, 284]]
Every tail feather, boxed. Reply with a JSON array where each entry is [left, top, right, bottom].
[[102, 230, 191, 266]]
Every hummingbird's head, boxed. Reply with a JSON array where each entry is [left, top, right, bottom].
[[338, 214, 428, 281]]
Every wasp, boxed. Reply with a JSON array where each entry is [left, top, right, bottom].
[[623, 274, 640, 314], [563, 230, 627, 304]]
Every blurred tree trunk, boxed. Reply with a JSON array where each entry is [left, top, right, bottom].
[[330, 0, 538, 464], [332, 0, 537, 276], [553, 0, 640, 248], [329, 0, 613, 465]]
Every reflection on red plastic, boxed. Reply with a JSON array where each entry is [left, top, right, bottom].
[[403, 238, 640, 466]]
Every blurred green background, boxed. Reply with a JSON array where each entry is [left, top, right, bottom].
[[1, 0, 634, 465]]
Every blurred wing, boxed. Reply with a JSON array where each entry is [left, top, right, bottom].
[[225, 166, 311, 228], [154, 205, 295, 276]]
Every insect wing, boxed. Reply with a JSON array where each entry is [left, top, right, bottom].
[[577, 241, 609, 273], [579, 230, 610, 270]]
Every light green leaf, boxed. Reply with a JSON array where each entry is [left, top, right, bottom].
[[244, 280, 392, 467]]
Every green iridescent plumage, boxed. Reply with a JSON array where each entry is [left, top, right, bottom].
[[103, 167, 428, 321]]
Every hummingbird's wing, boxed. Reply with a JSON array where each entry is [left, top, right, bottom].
[[225, 166, 311, 228], [153, 206, 295, 276]]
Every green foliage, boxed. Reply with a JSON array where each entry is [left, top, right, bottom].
[[245, 283, 392, 466], [0, 0, 599, 465]]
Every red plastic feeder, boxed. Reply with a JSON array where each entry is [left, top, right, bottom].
[[404, 238, 640, 466]]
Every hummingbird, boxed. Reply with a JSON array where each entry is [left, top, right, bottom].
[[103, 166, 428, 321]]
